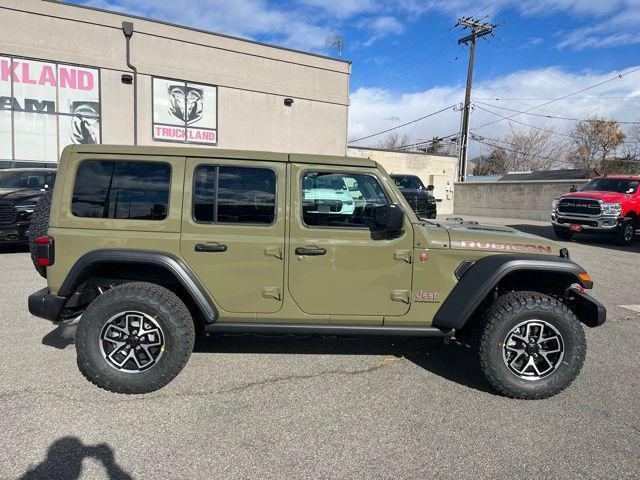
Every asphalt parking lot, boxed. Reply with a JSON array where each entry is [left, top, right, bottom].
[[1, 217, 639, 479]]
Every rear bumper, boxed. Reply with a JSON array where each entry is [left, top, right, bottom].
[[28, 288, 66, 322]]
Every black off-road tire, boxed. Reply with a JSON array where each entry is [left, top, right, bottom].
[[28, 189, 53, 278], [76, 282, 195, 394], [615, 218, 635, 246], [479, 291, 586, 400], [553, 228, 573, 240]]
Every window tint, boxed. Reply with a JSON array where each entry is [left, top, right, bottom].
[[193, 166, 276, 224], [302, 171, 388, 229], [72, 160, 170, 220]]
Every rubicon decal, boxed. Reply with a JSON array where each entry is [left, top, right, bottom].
[[459, 240, 552, 254]]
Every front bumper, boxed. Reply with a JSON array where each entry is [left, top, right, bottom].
[[0, 220, 30, 243], [551, 211, 623, 233], [28, 288, 66, 322], [569, 288, 606, 328]]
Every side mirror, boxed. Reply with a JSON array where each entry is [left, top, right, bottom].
[[569, 185, 578, 193], [375, 203, 405, 235]]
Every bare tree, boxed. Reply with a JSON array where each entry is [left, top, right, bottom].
[[569, 117, 626, 174], [503, 124, 569, 171], [473, 147, 508, 176], [376, 132, 412, 151]]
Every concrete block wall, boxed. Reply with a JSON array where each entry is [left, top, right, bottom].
[[453, 180, 588, 221]]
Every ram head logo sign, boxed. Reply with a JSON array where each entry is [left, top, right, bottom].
[[168, 85, 204, 125], [70, 101, 100, 145]]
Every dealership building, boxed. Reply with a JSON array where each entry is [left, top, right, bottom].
[[0, 0, 351, 168]]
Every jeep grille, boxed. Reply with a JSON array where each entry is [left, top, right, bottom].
[[405, 195, 435, 216]]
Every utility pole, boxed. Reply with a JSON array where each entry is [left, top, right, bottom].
[[456, 17, 496, 181]]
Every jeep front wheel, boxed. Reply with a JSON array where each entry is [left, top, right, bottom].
[[76, 282, 195, 394], [479, 291, 586, 399]]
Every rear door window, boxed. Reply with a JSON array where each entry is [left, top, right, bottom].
[[193, 166, 276, 224], [72, 160, 171, 220]]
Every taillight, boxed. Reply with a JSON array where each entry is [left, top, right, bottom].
[[35, 236, 55, 267]]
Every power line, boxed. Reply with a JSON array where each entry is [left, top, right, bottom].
[[472, 65, 640, 132], [474, 101, 640, 125], [474, 104, 575, 137], [474, 96, 640, 101], [347, 104, 456, 144], [474, 104, 640, 144]]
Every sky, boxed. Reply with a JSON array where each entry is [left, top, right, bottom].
[[72, 0, 640, 156]]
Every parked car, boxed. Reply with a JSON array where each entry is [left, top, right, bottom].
[[0, 168, 56, 245], [29, 145, 605, 399], [390, 174, 437, 219], [551, 175, 639, 245]]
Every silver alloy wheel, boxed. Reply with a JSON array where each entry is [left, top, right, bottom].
[[624, 223, 635, 242], [99, 311, 165, 373], [502, 320, 564, 381]]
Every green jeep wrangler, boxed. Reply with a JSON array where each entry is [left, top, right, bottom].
[[28, 145, 605, 398]]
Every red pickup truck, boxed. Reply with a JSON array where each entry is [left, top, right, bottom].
[[551, 176, 639, 246]]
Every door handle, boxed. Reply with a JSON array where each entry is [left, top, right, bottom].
[[195, 243, 227, 253], [295, 247, 326, 256]]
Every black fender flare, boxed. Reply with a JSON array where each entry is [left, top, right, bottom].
[[432, 254, 594, 330], [58, 249, 218, 323]]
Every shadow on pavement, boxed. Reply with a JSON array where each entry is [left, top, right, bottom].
[[507, 223, 640, 254], [41, 321, 78, 349], [194, 334, 495, 395], [19, 436, 133, 480], [0, 243, 29, 254]]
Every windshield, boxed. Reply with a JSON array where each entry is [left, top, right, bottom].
[[0, 171, 55, 189], [580, 178, 639, 194], [392, 175, 425, 190]]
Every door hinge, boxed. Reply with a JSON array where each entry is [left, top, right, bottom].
[[391, 290, 411, 304], [262, 287, 282, 301], [394, 249, 412, 263], [264, 246, 283, 260]]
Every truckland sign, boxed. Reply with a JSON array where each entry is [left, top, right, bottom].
[[0, 56, 100, 163], [152, 77, 217, 145]]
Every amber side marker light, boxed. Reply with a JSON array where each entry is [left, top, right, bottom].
[[578, 272, 591, 283]]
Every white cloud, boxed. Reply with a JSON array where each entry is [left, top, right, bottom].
[[80, 0, 336, 51], [360, 16, 405, 46], [348, 66, 640, 156]]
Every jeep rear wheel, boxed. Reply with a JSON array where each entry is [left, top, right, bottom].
[[76, 282, 195, 394], [479, 291, 586, 399]]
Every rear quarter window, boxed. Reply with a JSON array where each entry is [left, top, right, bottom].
[[72, 160, 171, 220]]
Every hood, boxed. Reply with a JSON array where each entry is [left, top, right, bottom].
[[431, 219, 561, 256], [0, 188, 45, 203], [400, 188, 435, 199], [560, 191, 629, 203]]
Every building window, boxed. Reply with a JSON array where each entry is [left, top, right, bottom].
[[301, 171, 389, 229], [0, 55, 100, 165], [152, 77, 217, 146], [72, 160, 170, 220], [193, 166, 275, 224]]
